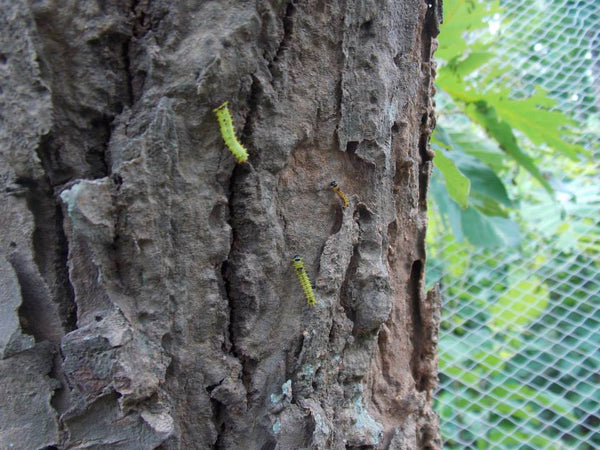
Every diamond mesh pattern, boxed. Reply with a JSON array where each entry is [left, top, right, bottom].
[[432, 1, 600, 448]]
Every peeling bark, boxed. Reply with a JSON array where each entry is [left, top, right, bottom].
[[0, 0, 441, 448]]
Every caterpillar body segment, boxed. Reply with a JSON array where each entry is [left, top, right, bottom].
[[292, 255, 316, 306], [213, 101, 249, 163], [330, 180, 349, 209]]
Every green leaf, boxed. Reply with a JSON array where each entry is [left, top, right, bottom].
[[437, 0, 501, 61], [485, 88, 589, 160], [430, 169, 465, 241], [447, 51, 495, 78], [491, 278, 549, 330], [461, 207, 521, 248], [451, 151, 513, 207], [433, 146, 471, 208], [444, 124, 507, 170], [466, 100, 554, 193]]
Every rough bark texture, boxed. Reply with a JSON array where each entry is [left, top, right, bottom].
[[0, 0, 441, 448]]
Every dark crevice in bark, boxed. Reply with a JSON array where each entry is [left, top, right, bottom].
[[359, 19, 375, 39], [418, 162, 431, 212], [222, 165, 243, 363], [408, 259, 425, 389], [242, 75, 263, 166], [217, 163, 252, 447], [210, 394, 227, 450], [15, 179, 77, 336], [121, 38, 135, 107], [243, 76, 263, 137], [214, 73, 263, 428], [125, 0, 143, 105], [346, 140, 359, 154], [50, 204, 76, 333], [132, 0, 162, 39], [268, 1, 296, 75], [37, 133, 75, 187], [417, 111, 433, 211], [220, 260, 234, 354], [424, 0, 442, 38], [420, 0, 439, 63], [340, 243, 359, 327], [88, 114, 113, 179]]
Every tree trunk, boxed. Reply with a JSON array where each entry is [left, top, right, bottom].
[[0, 0, 441, 448]]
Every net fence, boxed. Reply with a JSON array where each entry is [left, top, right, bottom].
[[430, 0, 600, 448]]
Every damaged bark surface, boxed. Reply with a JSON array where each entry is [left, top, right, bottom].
[[0, 0, 442, 448]]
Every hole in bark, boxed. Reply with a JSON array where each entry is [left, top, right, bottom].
[[87, 114, 112, 178], [330, 203, 343, 234], [359, 20, 375, 38], [211, 395, 227, 449], [340, 244, 359, 325], [346, 141, 359, 154], [94, 315, 103, 322], [409, 259, 425, 387], [393, 53, 402, 66], [409, 260, 423, 327], [417, 160, 430, 211], [206, 379, 223, 393]]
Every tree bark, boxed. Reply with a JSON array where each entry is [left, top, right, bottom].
[[0, 0, 442, 448]]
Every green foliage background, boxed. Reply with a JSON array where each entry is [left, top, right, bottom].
[[429, 0, 600, 448]]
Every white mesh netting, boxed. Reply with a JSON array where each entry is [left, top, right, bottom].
[[431, 0, 599, 448]]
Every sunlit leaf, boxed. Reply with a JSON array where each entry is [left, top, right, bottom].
[[433, 146, 471, 208], [447, 51, 495, 77], [437, 0, 501, 61]]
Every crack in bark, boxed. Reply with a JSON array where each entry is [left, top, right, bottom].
[[25, 137, 78, 336], [267, 1, 296, 79], [241, 75, 263, 160], [340, 242, 359, 327], [408, 259, 426, 391], [215, 163, 251, 445]]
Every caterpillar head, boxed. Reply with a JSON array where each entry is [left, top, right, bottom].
[[330, 180, 338, 187], [213, 100, 229, 114], [292, 255, 304, 268]]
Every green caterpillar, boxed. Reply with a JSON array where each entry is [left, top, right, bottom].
[[213, 101, 249, 163], [330, 180, 349, 209], [292, 255, 316, 306]]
